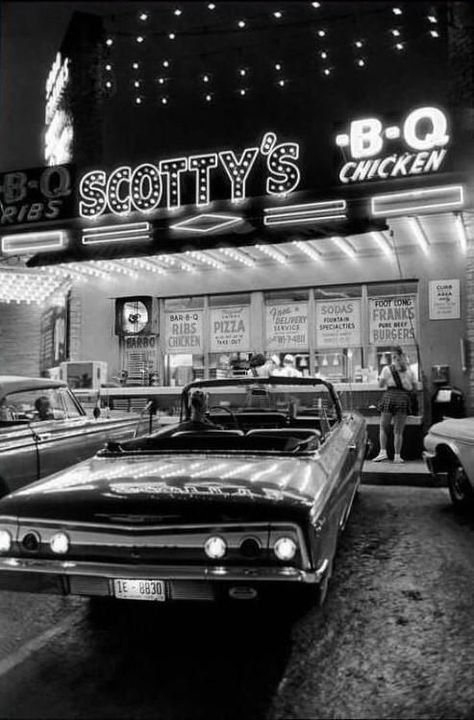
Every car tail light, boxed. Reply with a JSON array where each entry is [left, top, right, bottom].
[[204, 536, 227, 559], [22, 532, 40, 552], [0, 530, 12, 553], [273, 537, 297, 561], [240, 538, 261, 558], [50, 532, 70, 555]]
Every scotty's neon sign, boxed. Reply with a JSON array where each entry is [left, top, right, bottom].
[[79, 131, 300, 218]]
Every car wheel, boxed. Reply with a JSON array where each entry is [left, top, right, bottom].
[[447, 464, 474, 510]]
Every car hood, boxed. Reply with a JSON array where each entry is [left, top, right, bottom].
[[429, 417, 474, 444], [0, 453, 328, 524]]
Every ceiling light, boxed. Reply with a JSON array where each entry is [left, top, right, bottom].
[[455, 214, 467, 252], [409, 217, 430, 254]]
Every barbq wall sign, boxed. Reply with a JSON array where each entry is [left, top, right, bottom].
[[336, 106, 450, 184]]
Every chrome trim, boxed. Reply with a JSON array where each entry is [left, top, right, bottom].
[[16, 520, 312, 571], [314, 558, 329, 581], [0, 556, 319, 584]]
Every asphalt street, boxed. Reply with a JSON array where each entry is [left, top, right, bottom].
[[0, 484, 473, 720]]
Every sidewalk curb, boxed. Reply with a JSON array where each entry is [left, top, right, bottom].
[[361, 470, 447, 488]]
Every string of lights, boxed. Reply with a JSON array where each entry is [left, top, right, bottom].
[[99, 2, 446, 105]]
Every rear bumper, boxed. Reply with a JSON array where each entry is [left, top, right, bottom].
[[0, 556, 322, 601], [422, 450, 437, 475]]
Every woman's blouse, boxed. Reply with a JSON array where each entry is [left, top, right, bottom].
[[379, 364, 416, 391]]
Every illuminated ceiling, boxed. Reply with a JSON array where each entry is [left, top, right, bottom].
[[0, 211, 470, 304]]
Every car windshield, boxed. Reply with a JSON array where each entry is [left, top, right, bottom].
[[104, 378, 340, 456], [183, 379, 338, 421]]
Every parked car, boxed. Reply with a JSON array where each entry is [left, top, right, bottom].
[[424, 417, 474, 509], [0, 376, 367, 607], [0, 375, 152, 497]]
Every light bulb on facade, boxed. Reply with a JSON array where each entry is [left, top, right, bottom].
[[136, 35, 144, 43], [139, 12, 148, 21]]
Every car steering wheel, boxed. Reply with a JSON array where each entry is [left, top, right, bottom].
[[207, 405, 240, 430]]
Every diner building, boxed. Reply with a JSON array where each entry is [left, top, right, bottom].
[[1, 2, 473, 456]]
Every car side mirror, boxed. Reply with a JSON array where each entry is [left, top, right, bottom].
[[93, 406, 101, 420]]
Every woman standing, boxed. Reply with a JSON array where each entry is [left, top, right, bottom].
[[372, 345, 416, 464]]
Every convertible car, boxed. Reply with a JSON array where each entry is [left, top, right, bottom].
[[424, 417, 474, 510], [0, 377, 367, 606], [0, 376, 152, 497]]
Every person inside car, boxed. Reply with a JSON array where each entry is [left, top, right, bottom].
[[34, 396, 54, 421], [173, 390, 222, 433]]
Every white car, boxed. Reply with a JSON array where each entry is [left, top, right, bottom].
[[423, 417, 474, 509]]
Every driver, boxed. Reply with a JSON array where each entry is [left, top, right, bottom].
[[34, 396, 54, 421], [174, 390, 222, 433]]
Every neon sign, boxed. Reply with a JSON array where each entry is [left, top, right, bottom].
[[78, 132, 301, 218], [44, 52, 73, 166], [336, 107, 450, 184]]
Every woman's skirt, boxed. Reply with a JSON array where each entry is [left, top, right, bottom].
[[379, 387, 410, 415]]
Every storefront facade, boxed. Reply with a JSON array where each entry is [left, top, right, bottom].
[[1, 3, 473, 456]]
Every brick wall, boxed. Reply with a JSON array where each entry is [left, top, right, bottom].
[[448, 2, 474, 414], [0, 303, 42, 375]]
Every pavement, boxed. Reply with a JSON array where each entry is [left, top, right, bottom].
[[361, 458, 444, 488]]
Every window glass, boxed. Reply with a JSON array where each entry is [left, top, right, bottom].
[[4, 388, 68, 422], [264, 289, 308, 302], [209, 293, 250, 306], [164, 296, 204, 310], [314, 285, 362, 300], [60, 388, 83, 418]]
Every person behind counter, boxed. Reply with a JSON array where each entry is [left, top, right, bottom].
[[372, 345, 416, 464], [273, 354, 302, 378]]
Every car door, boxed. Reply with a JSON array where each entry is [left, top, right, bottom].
[[0, 422, 40, 494]]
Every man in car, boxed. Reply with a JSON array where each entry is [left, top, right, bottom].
[[174, 390, 222, 433], [34, 396, 54, 421]]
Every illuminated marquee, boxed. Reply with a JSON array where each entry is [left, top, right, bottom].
[[44, 52, 73, 167], [336, 107, 450, 184], [78, 132, 301, 218]]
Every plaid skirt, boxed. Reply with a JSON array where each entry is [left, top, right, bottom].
[[378, 388, 410, 415]]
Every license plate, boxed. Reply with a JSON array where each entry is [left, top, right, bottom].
[[113, 578, 166, 601]]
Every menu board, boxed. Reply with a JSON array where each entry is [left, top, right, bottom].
[[210, 306, 250, 352], [164, 310, 204, 354], [369, 295, 417, 344], [265, 302, 308, 350], [429, 279, 460, 320], [315, 299, 361, 348]]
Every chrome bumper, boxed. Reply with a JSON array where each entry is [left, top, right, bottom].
[[0, 556, 323, 599]]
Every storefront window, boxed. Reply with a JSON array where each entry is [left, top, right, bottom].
[[264, 289, 309, 374], [208, 293, 252, 378], [163, 297, 205, 385], [314, 285, 362, 383], [367, 281, 419, 381]]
